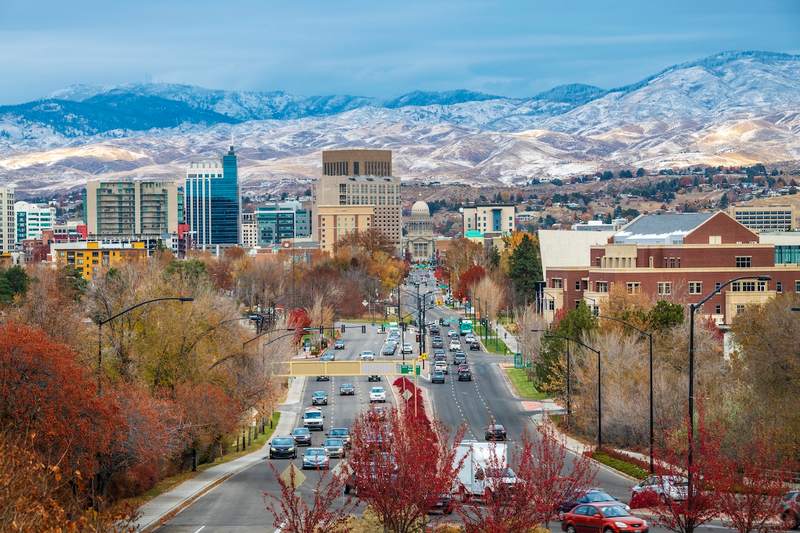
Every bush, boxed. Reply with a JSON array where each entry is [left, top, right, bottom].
[[587, 449, 649, 480]]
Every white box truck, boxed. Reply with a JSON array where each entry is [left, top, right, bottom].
[[453, 440, 517, 501]]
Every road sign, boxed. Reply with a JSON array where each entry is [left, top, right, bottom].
[[279, 463, 306, 489], [401, 389, 414, 401], [418, 352, 428, 360]]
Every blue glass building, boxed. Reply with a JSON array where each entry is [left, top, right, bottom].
[[185, 146, 241, 247]]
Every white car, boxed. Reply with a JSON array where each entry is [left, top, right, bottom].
[[449, 340, 461, 351], [631, 475, 688, 501], [434, 360, 448, 375], [302, 408, 325, 431], [369, 386, 386, 403], [360, 351, 376, 361], [401, 343, 413, 354]]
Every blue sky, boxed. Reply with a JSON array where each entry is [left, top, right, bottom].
[[0, 0, 798, 103]]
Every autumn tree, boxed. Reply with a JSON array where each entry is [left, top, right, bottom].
[[454, 264, 485, 301]]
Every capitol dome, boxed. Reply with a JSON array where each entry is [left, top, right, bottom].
[[411, 200, 430, 217]]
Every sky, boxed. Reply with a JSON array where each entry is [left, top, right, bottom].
[[0, 0, 798, 104]]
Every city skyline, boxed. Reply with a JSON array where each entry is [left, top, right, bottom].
[[0, 0, 798, 103]]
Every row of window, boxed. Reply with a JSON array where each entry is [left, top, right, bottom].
[[552, 278, 800, 295]]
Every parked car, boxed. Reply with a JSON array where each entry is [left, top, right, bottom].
[[311, 391, 328, 406], [561, 503, 648, 533], [432, 370, 446, 384], [434, 360, 449, 375], [320, 352, 335, 361], [457, 365, 472, 381], [339, 383, 355, 396], [368, 375, 381, 382], [781, 490, 799, 530], [327, 427, 351, 448], [303, 408, 324, 431], [631, 475, 688, 503], [484, 423, 507, 441], [291, 427, 312, 446], [269, 436, 297, 459], [323, 438, 346, 458], [302, 447, 330, 470], [369, 386, 386, 403], [333, 339, 345, 350], [558, 489, 630, 518], [360, 350, 376, 361]]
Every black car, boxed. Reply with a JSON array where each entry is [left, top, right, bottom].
[[316, 375, 330, 381], [432, 370, 446, 384], [469, 340, 480, 350], [429, 326, 441, 336], [339, 383, 355, 395], [291, 427, 312, 446], [334, 339, 345, 350], [453, 352, 467, 365], [557, 489, 629, 518], [368, 375, 381, 382], [457, 366, 472, 381], [485, 424, 507, 441], [431, 338, 444, 349], [269, 436, 297, 459]]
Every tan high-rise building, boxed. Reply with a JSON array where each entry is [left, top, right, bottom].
[[85, 179, 184, 238], [0, 186, 15, 253], [316, 205, 374, 255], [314, 149, 401, 252]]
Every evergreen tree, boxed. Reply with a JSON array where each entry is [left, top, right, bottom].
[[507, 234, 542, 303], [636, 167, 646, 177], [3, 266, 29, 297], [718, 193, 729, 209]]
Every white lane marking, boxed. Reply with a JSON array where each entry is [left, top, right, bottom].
[[193, 526, 206, 533]]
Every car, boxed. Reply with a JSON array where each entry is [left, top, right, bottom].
[[291, 427, 312, 446], [368, 375, 381, 382], [311, 391, 328, 406], [327, 427, 352, 448], [323, 438, 346, 458], [382, 342, 397, 356], [434, 360, 449, 374], [431, 370, 446, 384], [485, 424, 507, 441], [449, 340, 461, 351], [429, 326, 441, 335], [453, 352, 467, 365], [439, 318, 450, 327], [339, 383, 355, 396], [433, 348, 446, 357], [316, 375, 330, 381], [464, 334, 476, 343], [447, 330, 458, 338], [780, 490, 800, 530], [429, 493, 454, 515], [302, 447, 330, 470], [631, 475, 688, 502], [269, 436, 297, 459], [320, 351, 335, 361], [561, 503, 648, 533], [401, 343, 413, 355], [369, 405, 387, 420], [333, 339, 345, 350], [303, 408, 324, 431], [469, 340, 481, 350], [360, 350, 376, 361], [369, 386, 386, 403], [457, 366, 472, 381], [431, 337, 444, 349], [558, 489, 630, 518]]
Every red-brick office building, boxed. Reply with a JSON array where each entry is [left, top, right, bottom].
[[544, 211, 800, 325]]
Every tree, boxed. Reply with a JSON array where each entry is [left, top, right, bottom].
[[264, 462, 354, 533], [472, 276, 505, 331], [454, 265, 486, 301], [647, 300, 684, 331], [288, 307, 312, 344], [2, 265, 30, 297], [347, 407, 465, 533], [636, 168, 646, 177], [535, 303, 595, 394], [507, 234, 542, 304], [718, 193, 729, 208], [459, 426, 596, 533]]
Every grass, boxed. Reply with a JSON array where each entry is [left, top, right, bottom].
[[590, 449, 650, 480], [474, 324, 511, 354], [118, 411, 281, 510], [504, 367, 548, 400]]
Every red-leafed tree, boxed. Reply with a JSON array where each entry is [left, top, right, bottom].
[[715, 432, 793, 533], [454, 265, 485, 301], [287, 307, 311, 344], [264, 462, 354, 533], [459, 425, 596, 533], [346, 406, 466, 533]]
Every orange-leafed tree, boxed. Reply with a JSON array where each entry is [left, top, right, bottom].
[[287, 307, 312, 344], [454, 265, 485, 301]]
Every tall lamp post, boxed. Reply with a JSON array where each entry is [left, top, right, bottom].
[[532, 329, 602, 448], [686, 274, 770, 517], [96, 296, 194, 394]]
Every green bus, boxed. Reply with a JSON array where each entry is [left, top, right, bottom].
[[459, 318, 473, 336]]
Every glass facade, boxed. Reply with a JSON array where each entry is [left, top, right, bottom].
[[185, 146, 241, 247], [256, 207, 295, 245], [775, 245, 800, 265]]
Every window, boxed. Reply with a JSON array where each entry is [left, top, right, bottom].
[[736, 304, 746, 314], [575, 280, 581, 291], [735, 256, 752, 268], [776, 282, 782, 293], [596, 281, 609, 293], [689, 282, 702, 295], [715, 304, 721, 314], [552, 278, 563, 289], [795, 281, 800, 292], [626, 282, 641, 294], [715, 282, 721, 291], [575, 300, 581, 309], [657, 282, 672, 296]]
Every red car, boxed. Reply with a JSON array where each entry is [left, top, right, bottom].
[[561, 502, 648, 533]]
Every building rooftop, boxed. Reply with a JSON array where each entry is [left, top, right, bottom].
[[614, 212, 714, 244]]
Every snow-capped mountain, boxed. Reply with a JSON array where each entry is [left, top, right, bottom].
[[1, 50, 799, 193]]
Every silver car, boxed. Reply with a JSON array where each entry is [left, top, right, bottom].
[[302, 447, 330, 470], [323, 438, 346, 458]]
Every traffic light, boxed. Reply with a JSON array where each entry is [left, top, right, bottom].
[[415, 334, 420, 342], [361, 325, 366, 334]]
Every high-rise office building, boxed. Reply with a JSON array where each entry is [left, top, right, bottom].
[[314, 149, 400, 251], [84, 179, 184, 238], [0, 186, 15, 253], [316, 205, 374, 255], [15, 201, 56, 241], [185, 146, 241, 248]]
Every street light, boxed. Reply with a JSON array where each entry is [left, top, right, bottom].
[[594, 314, 655, 473], [532, 329, 602, 448], [687, 274, 770, 517], [96, 296, 194, 394]]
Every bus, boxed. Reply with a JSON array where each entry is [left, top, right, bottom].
[[458, 318, 473, 336]]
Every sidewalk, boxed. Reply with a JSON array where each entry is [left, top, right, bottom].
[[495, 322, 519, 353], [134, 376, 306, 532]]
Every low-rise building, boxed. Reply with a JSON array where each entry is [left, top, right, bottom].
[[51, 240, 148, 280], [545, 211, 800, 326], [729, 204, 797, 233], [461, 203, 515, 238]]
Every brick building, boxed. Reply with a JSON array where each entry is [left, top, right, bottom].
[[543, 211, 800, 325]]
